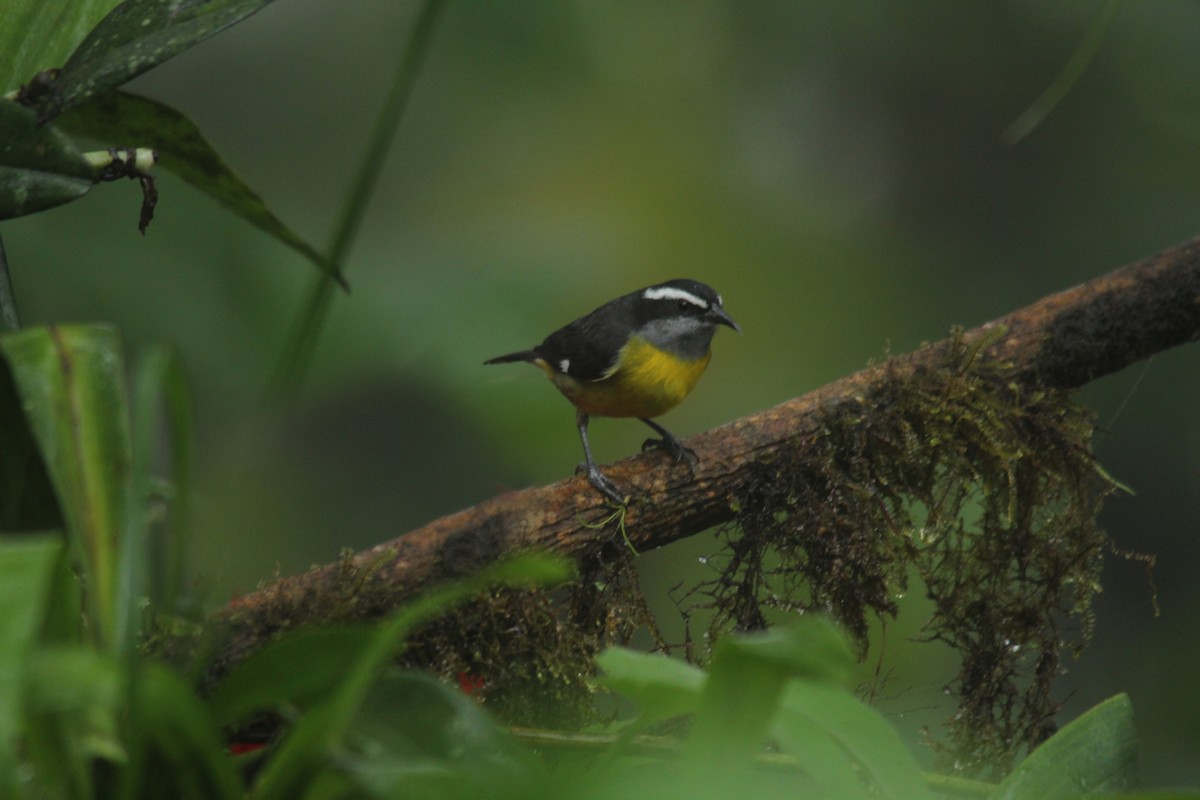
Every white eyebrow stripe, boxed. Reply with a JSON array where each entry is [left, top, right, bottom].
[[642, 286, 708, 307]]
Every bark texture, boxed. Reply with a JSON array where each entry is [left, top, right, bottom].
[[211, 237, 1200, 663]]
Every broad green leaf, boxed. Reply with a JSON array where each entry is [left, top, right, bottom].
[[774, 680, 931, 800], [0, 536, 63, 788], [770, 704, 872, 800], [0, 347, 63, 532], [0, 99, 93, 220], [252, 554, 572, 800], [683, 619, 857, 775], [37, 541, 84, 644], [0, 0, 121, 94], [343, 673, 540, 799], [717, 616, 857, 690], [24, 647, 119, 718], [133, 661, 242, 800], [21, 646, 123, 798], [991, 694, 1137, 800], [208, 625, 377, 728], [482, 551, 576, 586], [594, 647, 706, 725], [0, 325, 133, 646], [29, 0, 280, 121], [57, 91, 340, 284]]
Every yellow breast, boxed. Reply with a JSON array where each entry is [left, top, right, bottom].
[[550, 336, 712, 418]]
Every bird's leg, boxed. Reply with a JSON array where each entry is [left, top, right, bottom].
[[639, 418, 698, 468], [575, 411, 626, 504]]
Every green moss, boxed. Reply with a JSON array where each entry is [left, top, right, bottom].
[[684, 328, 1128, 775], [188, 329, 1145, 774], [395, 548, 659, 729], [401, 329, 1135, 773]]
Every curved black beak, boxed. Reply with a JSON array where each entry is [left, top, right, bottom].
[[708, 305, 741, 334]]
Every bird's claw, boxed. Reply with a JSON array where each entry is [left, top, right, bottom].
[[641, 437, 698, 468], [577, 462, 627, 505]]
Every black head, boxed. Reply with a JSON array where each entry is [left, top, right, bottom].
[[630, 279, 739, 359], [635, 279, 740, 333]]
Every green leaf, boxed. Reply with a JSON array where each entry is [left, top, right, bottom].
[[594, 647, 706, 725], [0, 234, 16, 333], [0, 343, 63, 532], [208, 625, 377, 728], [265, 0, 447, 401], [774, 680, 931, 800], [481, 551, 576, 586], [57, 91, 341, 284], [252, 554, 571, 799], [342, 673, 540, 799], [0, 231, 18, 331], [719, 616, 857, 690], [126, 344, 192, 621], [0, 0, 121, 94], [991, 694, 1138, 800], [682, 620, 857, 785], [0, 325, 133, 646], [37, 543, 84, 644], [0, 536, 64, 789], [21, 646, 123, 798], [133, 661, 242, 800], [769, 703, 872, 800], [29, 0, 281, 121], [0, 99, 93, 220]]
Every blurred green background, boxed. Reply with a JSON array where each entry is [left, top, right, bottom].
[[5, 0, 1198, 785]]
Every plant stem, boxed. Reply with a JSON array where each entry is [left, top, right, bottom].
[[1003, 0, 1119, 144], [0, 232, 20, 331], [264, 0, 447, 405]]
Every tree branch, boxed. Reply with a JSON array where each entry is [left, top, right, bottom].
[[212, 237, 1200, 662]]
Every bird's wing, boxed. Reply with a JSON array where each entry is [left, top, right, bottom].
[[535, 302, 634, 382]]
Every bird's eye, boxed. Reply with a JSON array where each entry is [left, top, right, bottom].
[[678, 300, 691, 312]]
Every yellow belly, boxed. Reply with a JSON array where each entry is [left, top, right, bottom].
[[547, 337, 712, 418]]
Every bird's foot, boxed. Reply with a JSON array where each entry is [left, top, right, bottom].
[[576, 462, 628, 505], [641, 435, 698, 469]]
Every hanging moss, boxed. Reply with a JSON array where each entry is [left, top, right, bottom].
[[675, 328, 1125, 775], [395, 546, 659, 729], [191, 327, 1144, 775], [403, 328, 1132, 772]]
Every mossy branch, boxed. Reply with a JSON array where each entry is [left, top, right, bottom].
[[210, 236, 1200, 664]]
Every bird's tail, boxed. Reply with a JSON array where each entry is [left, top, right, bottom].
[[483, 350, 540, 366]]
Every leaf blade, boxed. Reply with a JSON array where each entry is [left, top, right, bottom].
[[252, 554, 572, 799], [0, 99, 93, 220], [0, 325, 133, 645], [594, 647, 707, 725], [775, 680, 931, 800], [207, 625, 377, 728], [31, 0, 280, 120], [991, 694, 1138, 800], [0, 0, 121, 94], [57, 91, 339, 282], [0, 537, 64, 762]]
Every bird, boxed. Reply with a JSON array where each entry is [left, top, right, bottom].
[[485, 278, 740, 503]]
